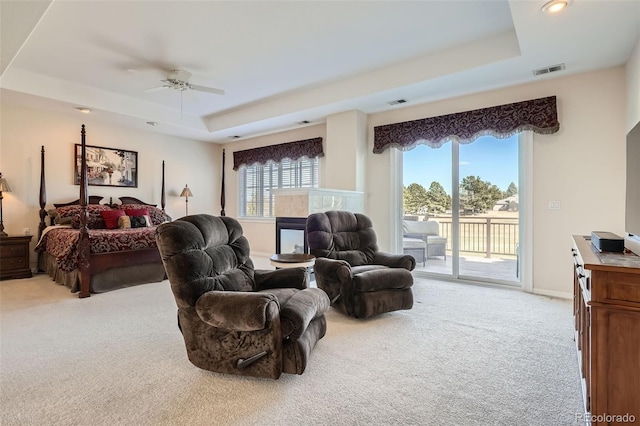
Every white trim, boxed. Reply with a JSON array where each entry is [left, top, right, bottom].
[[452, 141, 460, 276], [238, 218, 275, 224], [390, 148, 402, 254], [519, 132, 534, 293]]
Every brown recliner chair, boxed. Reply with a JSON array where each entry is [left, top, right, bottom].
[[306, 211, 414, 319], [156, 214, 330, 379]]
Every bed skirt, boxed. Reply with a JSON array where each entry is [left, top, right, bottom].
[[38, 252, 166, 293]]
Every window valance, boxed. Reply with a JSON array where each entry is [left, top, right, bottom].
[[373, 96, 559, 153], [233, 137, 324, 170]]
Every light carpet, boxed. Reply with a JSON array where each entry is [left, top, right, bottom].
[[1, 274, 583, 425]]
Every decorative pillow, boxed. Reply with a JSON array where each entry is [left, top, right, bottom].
[[56, 216, 74, 225], [124, 208, 149, 218], [130, 215, 152, 228], [100, 209, 126, 229], [57, 204, 112, 229], [118, 216, 131, 229], [120, 204, 171, 225]]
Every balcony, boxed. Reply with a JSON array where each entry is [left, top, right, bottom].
[[407, 214, 519, 282]]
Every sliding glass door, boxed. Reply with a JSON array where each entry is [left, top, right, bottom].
[[402, 135, 521, 285]]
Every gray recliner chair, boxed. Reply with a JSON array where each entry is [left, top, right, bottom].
[[306, 211, 415, 319], [155, 214, 330, 379]]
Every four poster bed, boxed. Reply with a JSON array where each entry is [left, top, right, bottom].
[[36, 125, 170, 298]]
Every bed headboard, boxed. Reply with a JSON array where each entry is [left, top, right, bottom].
[[54, 196, 104, 208], [118, 197, 157, 207]]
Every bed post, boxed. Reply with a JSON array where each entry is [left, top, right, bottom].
[[161, 161, 166, 212], [78, 125, 91, 298], [220, 149, 226, 216], [38, 146, 47, 240]]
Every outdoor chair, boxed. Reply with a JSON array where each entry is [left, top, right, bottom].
[[403, 219, 447, 260]]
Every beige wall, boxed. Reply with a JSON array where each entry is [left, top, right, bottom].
[[627, 35, 640, 131], [221, 124, 327, 255], [0, 104, 220, 268], [368, 67, 627, 297]]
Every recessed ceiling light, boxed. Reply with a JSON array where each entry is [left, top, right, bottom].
[[296, 120, 311, 125], [542, 0, 570, 14], [228, 135, 241, 139], [75, 107, 91, 114], [387, 99, 408, 106], [146, 121, 158, 127]]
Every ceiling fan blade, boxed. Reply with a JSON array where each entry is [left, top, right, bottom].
[[144, 85, 169, 93], [190, 84, 225, 95]]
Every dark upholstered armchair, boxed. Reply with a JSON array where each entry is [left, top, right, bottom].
[[306, 211, 414, 319], [156, 214, 330, 379]]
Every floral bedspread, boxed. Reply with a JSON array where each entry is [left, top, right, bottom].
[[35, 227, 158, 272]]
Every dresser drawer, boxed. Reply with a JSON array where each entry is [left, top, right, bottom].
[[1, 256, 27, 271], [1, 244, 27, 258]]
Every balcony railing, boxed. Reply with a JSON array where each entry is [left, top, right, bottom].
[[435, 216, 518, 257]]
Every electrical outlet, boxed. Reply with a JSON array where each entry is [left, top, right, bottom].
[[23, 227, 31, 235], [548, 200, 561, 210]]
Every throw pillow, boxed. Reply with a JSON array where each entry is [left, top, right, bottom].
[[118, 216, 131, 229], [125, 208, 149, 217], [130, 215, 152, 228], [100, 210, 126, 229]]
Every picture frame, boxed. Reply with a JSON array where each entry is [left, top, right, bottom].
[[74, 144, 138, 187]]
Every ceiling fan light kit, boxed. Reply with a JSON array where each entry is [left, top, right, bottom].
[[152, 69, 225, 95]]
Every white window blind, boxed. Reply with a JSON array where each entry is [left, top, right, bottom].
[[239, 157, 319, 218]]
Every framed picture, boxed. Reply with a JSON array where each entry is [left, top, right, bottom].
[[74, 144, 138, 187]]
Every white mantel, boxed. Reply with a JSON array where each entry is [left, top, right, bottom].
[[271, 188, 364, 217]]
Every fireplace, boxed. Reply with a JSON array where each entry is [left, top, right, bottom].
[[275, 217, 308, 255], [272, 188, 364, 255]]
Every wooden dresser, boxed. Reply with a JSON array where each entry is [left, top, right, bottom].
[[572, 235, 640, 424], [0, 235, 33, 280]]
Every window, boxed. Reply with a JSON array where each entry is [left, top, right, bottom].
[[239, 157, 319, 218]]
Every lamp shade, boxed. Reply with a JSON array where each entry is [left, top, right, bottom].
[[180, 186, 193, 198], [0, 174, 11, 192]]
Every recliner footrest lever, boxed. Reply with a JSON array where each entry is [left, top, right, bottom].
[[237, 351, 268, 369]]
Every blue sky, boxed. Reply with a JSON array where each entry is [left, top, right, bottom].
[[403, 135, 519, 194]]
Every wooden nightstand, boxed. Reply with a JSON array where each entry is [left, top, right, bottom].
[[0, 235, 33, 280]]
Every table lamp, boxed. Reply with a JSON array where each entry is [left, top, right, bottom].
[[0, 173, 12, 237]]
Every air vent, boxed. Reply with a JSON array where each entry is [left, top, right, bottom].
[[532, 63, 565, 76], [388, 99, 408, 106], [296, 120, 311, 125]]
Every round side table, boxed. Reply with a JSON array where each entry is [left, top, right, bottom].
[[269, 253, 315, 269], [270, 253, 315, 284]]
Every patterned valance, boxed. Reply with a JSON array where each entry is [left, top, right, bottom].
[[233, 137, 324, 170], [373, 96, 559, 153]]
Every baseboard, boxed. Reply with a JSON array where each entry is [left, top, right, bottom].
[[532, 288, 572, 300]]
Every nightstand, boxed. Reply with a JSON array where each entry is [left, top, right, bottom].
[[0, 235, 33, 280]]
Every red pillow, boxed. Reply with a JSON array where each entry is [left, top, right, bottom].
[[125, 208, 149, 218], [100, 209, 126, 229]]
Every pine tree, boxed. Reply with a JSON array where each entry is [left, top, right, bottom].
[[403, 183, 429, 214]]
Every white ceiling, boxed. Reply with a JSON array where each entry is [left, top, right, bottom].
[[1, 0, 639, 143]]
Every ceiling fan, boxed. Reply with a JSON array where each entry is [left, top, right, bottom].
[[145, 69, 225, 95]]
